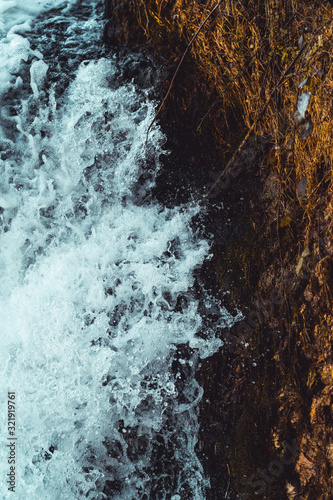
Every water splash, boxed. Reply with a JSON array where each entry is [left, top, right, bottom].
[[0, 2, 234, 498]]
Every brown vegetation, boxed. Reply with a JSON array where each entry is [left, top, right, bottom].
[[105, 0, 333, 248], [104, 0, 333, 498]]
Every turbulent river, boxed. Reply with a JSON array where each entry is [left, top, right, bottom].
[[0, 1, 236, 498]]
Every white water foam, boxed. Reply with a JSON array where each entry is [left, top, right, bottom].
[[0, 0, 77, 32], [0, 2, 235, 498]]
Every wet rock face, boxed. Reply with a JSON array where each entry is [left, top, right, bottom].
[[116, 52, 161, 89], [103, 19, 118, 45], [104, 0, 132, 20], [103, 1, 333, 499], [101, 5, 277, 500]]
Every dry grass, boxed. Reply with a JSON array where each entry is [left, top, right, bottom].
[[107, 0, 333, 245]]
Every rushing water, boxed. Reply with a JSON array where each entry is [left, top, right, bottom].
[[0, 1, 237, 498]]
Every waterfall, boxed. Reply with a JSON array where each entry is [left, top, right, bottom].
[[0, 1, 236, 498]]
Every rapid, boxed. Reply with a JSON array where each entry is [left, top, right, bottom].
[[0, 1, 236, 498]]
